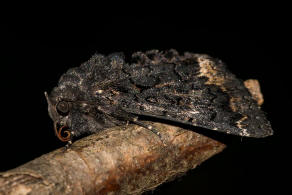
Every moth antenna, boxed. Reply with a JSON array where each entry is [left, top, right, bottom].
[[44, 91, 51, 106]]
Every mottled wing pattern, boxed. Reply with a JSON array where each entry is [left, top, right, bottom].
[[50, 49, 273, 139], [115, 50, 272, 137]]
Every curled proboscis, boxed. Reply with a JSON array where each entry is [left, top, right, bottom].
[[54, 122, 71, 142]]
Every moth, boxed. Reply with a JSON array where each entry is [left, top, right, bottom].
[[45, 49, 273, 144]]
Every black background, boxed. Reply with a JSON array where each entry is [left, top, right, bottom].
[[0, 15, 289, 194]]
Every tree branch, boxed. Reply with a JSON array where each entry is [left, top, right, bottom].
[[0, 123, 225, 195]]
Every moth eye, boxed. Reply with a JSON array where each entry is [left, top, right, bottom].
[[56, 101, 69, 115]]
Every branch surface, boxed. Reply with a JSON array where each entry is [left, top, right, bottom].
[[0, 123, 225, 195]]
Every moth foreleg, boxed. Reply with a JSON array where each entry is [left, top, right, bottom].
[[64, 131, 75, 150], [131, 119, 164, 143], [64, 140, 72, 150]]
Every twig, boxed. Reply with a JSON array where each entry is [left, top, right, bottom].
[[0, 123, 225, 195]]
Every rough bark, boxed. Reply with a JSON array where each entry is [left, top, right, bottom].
[[0, 123, 225, 195]]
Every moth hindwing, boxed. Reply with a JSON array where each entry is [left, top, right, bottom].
[[46, 49, 273, 142]]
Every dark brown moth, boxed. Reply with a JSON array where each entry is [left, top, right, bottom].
[[45, 49, 273, 143]]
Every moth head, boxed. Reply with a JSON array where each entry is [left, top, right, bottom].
[[45, 91, 73, 142], [45, 88, 107, 143]]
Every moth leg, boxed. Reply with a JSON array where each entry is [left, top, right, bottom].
[[122, 120, 130, 130], [64, 131, 75, 150], [64, 140, 72, 150], [113, 110, 165, 144], [131, 119, 165, 144]]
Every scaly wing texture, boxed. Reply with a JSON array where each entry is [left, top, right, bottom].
[[115, 50, 273, 137], [53, 49, 273, 138]]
